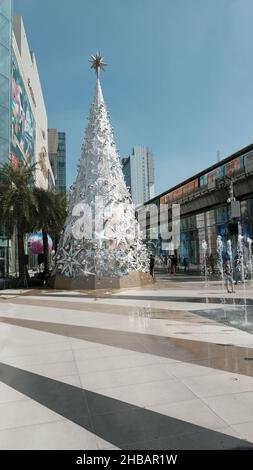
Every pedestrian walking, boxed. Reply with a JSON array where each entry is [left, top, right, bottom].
[[171, 255, 177, 274], [149, 254, 155, 277], [183, 257, 189, 272], [167, 256, 172, 273]]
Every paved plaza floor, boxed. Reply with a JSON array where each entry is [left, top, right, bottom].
[[0, 270, 253, 449]]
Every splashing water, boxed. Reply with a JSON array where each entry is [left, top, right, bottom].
[[247, 237, 253, 280], [227, 240, 233, 278], [237, 234, 245, 282], [216, 236, 224, 281], [201, 240, 208, 286]]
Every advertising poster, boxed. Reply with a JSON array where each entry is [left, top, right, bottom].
[[11, 56, 35, 164], [226, 157, 240, 177]]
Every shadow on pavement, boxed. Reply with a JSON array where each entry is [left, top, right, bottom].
[[0, 362, 252, 449]]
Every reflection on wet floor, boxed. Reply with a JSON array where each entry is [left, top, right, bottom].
[[194, 297, 253, 305], [112, 295, 253, 306], [1, 315, 253, 377], [193, 306, 253, 334], [6, 297, 209, 322]]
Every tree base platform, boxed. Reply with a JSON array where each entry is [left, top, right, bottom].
[[50, 271, 154, 290]]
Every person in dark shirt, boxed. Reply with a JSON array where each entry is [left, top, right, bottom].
[[149, 254, 155, 277], [171, 255, 177, 274], [183, 257, 189, 272]]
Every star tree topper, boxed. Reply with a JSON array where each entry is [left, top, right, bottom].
[[89, 52, 107, 78]]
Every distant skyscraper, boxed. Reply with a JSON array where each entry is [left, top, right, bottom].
[[121, 156, 131, 189], [122, 146, 155, 206], [48, 129, 66, 193]]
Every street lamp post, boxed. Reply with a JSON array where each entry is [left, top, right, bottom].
[[226, 177, 241, 232]]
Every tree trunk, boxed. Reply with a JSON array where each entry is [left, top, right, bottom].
[[17, 229, 25, 278], [54, 233, 59, 252], [42, 230, 49, 273]]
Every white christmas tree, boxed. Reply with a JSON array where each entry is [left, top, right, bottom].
[[55, 53, 149, 279]]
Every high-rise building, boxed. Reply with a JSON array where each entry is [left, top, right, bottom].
[[122, 146, 155, 206], [0, 0, 12, 278], [12, 15, 54, 188], [0, 4, 55, 276], [48, 129, 66, 193], [0, 0, 12, 167], [121, 156, 131, 189]]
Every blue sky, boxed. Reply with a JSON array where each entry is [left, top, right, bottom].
[[14, 0, 253, 195]]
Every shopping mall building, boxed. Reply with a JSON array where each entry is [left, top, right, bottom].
[[142, 144, 253, 267], [0, 1, 55, 276]]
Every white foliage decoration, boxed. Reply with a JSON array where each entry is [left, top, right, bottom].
[[55, 79, 149, 278]]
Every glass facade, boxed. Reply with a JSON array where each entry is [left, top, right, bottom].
[[54, 132, 66, 193], [0, 0, 12, 277], [122, 157, 131, 191], [172, 200, 252, 266], [146, 198, 253, 268], [0, 0, 12, 166], [56, 132, 66, 193]]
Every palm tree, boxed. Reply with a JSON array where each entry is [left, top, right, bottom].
[[33, 189, 67, 273], [50, 191, 67, 252], [0, 162, 37, 280], [33, 188, 53, 273]]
